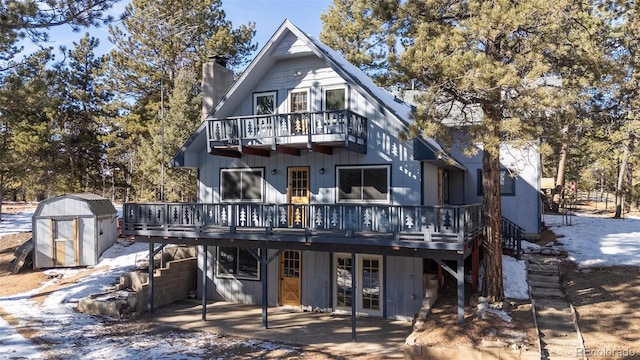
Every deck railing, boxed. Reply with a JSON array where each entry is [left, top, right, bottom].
[[123, 202, 483, 245], [502, 216, 523, 257], [207, 110, 367, 147]]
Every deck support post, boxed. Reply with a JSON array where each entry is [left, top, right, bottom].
[[147, 242, 154, 313], [202, 245, 208, 321], [351, 250, 357, 342], [471, 236, 481, 293], [261, 246, 268, 329], [457, 257, 465, 324]]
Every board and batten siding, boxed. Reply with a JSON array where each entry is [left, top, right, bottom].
[[385, 256, 423, 321], [198, 57, 423, 206]]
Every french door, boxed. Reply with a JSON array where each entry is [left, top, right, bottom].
[[334, 253, 383, 317]]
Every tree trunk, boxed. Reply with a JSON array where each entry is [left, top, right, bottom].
[[552, 142, 568, 213], [481, 129, 504, 303], [614, 134, 634, 218]]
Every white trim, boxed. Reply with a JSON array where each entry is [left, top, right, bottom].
[[333, 253, 384, 317]]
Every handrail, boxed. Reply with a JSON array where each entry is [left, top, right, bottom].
[[501, 216, 524, 258], [123, 202, 483, 245], [206, 109, 367, 145]]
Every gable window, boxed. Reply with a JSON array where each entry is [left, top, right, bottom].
[[337, 165, 389, 202], [325, 88, 345, 110], [477, 169, 516, 196], [221, 168, 264, 202], [290, 90, 308, 112], [254, 91, 276, 115], [216, 247, 260, 280]]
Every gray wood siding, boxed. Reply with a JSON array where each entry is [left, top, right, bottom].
[[196, 57, 422, 207], [422, 163, 439, 206], [301, 251, 331, 310], [385, 256, 423, 321]]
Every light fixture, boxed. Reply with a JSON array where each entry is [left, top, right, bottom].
[[293, 70, 302, 77], [319, 168, 325, 174], [271, 169, 277, 175]]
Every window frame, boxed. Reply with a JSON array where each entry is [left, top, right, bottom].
[[336, 165, 390, 203], [323, 87, 346, 111], [289, 89, 309, 113], [216, 246, 260, 281], [476, 168, 516, 196], [253, 91, 277, 115], [220, 168, 265, 202]]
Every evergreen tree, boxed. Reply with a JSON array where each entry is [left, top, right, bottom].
[[106, 0, 256, 201], [0, 0, 116, 70]]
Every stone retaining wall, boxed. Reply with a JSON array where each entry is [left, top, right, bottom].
[[403, 344, 540, 360]]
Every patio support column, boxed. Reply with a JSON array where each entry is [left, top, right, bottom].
[[202, 245, 208, 321], [457, 257, 465, 324], [261, 246, 268, 329], [351, 250, 356, 342], [148, 242, 154, 312]]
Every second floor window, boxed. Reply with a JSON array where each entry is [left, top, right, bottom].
[[325, 88, 345, 110], [337, 165, 389, 202], [477, 169, 516, 196], [254, 91, 276, 115], [290, 91, 308, 112], [221, 168, 264, 201]]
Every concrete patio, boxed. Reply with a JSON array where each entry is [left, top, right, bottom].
[[144, 300, 412, 358]]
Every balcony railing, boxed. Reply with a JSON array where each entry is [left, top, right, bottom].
[[123, 202, 483, 246], [207, 110, 367, 149]]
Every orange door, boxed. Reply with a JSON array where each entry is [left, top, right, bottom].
[[279, 250, 302, 306], [288, 167, 310, 227]]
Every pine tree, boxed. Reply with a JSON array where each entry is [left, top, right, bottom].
[[388, 1, 606, 302]]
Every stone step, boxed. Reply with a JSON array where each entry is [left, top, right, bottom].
[[529, 281, 561, 289], [545, 343, 582, 358], [528, 256, 562, 266], [531, 287, 566, 298], [529, 274, 560, 283], [528, 263, 559, 275]]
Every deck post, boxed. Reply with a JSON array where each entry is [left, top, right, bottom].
[[202, 245, 208, 321], [261, 246, 268, 329], [147, 242, 154, 312], [351, 250, 356, 342], [457, 257, 465, 324]]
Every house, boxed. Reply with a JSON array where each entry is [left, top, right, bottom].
[[122, 20, 540, 331]]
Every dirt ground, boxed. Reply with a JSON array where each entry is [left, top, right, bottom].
[[1, 202, 639, 359]]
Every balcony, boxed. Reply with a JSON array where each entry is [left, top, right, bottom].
[[207, 110, 367, 157], [122, 203, 483, 253]]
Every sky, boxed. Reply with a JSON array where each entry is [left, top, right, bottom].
[[20, 0, 332, 64], [2, 205, 639, 358]]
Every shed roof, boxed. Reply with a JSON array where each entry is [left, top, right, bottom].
[[35, 193, 117, 217]]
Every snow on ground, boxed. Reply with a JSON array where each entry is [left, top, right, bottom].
[[544, 213, 640, 267], [1, 206, 639, 358]]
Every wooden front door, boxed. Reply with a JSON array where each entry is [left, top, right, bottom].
[[279, 250, 302, 306], [287, 167, 310, 227]]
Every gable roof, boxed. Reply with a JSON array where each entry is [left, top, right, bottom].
[[172, 19, 461, 169]]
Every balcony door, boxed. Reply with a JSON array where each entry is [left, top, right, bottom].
[[287, 167, 309, 228], [334, 253, 383, 317]]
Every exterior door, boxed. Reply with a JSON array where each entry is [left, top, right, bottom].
[[287, 167, 310, 227], [333, 253, 383, 317], [279, 250, 302, 306], [53, 218, 79, 266]]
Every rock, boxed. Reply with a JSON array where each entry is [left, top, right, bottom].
[[541, 249, 552, 255]]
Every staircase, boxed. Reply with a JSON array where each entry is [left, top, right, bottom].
[[527, 255, 586, 359]]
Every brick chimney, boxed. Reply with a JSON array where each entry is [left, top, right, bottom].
[[201, 55, 234, 119]]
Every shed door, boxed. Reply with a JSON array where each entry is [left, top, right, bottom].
[[52, 218, 79, 266]]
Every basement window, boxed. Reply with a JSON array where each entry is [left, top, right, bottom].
[[216, 247, 260, 280]]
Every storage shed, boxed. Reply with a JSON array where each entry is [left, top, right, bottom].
[[33, 193, 119, 268]]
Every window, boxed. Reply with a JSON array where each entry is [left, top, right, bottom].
[[216, 247, 260, 280], [337, 166, 389, 202], [477, 169, 516, 196], [290, 91, 308, 112], [324, 88, 345, 110], [221, 169, 264, 201], [254, 91, 276, 115]]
